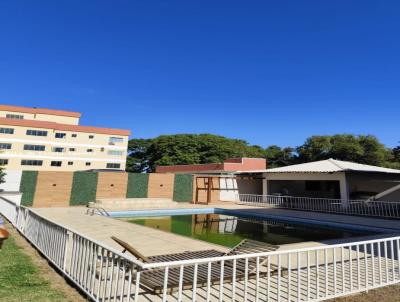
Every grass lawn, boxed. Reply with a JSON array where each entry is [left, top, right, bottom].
[[0, 235, 68, 302]]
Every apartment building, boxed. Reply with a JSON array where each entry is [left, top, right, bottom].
[[0, 105, 130, 171]]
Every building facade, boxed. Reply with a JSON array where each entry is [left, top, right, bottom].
[[0, 105, 130, 171]]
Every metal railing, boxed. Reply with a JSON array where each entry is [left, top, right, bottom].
[[0, 196, 18, 224], [237, 194, 400, 219], [1, 199, 143, 301], [1, 197, 400, 301]]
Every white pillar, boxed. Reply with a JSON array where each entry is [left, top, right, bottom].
[[339, 173, 349, 207], [262, 174, 268, 196]]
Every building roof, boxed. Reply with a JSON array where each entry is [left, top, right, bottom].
[[263, 158, 400, 174], [0, 117, 131, 136], [0, 104, 81, 118]]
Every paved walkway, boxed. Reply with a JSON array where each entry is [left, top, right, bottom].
[[33, 207, 230, 256]]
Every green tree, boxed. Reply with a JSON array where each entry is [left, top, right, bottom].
[[127, 139, 153, 172], [387, 143, 400, 169], [328, 134, 365, 162], [295, 134, 391, 167], [0, 162, 5, 184], [295, 136, 332, 162], [126, 133, 400, 172], [126, 134, 265, 172], [264, 145, 294, 168], [392, 145, 400, 162], [357, 135, 388, 166]]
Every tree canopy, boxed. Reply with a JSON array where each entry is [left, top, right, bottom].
[[295, 135, 389, 166], [127, 134, 264, 172], [126, 134, 400, 172]]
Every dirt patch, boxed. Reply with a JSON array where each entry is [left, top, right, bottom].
[[4, 221, 87, 302]]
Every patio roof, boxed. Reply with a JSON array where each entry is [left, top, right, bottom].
[[258, 158, 400, 174]]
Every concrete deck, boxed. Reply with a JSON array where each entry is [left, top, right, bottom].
[[33, 207, 230, 256]]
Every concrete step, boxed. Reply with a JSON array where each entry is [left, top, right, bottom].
[[90, 198, 179, 210]]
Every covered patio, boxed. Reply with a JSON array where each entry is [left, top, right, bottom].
[[262, 159, 400, 202]]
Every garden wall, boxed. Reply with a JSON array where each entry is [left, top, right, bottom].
[[15, 170, 194, 207]]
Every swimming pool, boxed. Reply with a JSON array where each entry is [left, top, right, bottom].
[[121, 212, 369, 248]]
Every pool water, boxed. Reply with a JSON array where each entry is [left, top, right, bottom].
[[122, 214, 366, 248]]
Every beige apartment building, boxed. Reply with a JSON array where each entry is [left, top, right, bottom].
[[0, 105, 130, 171]]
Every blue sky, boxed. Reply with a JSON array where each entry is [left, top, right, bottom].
[[0, 1, 399, 148]]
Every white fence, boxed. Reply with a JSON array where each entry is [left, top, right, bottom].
[[1, 197, 400, 301], [237, 194, 400, 219], [0, 196, 18, 224]]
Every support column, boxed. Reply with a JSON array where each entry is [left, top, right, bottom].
[[206, 177, 212, 204], [339, 173, 349, 208], [262, 175, 268, 196]]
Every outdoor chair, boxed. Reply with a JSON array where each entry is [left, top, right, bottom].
[[111, 236, 283, 294]]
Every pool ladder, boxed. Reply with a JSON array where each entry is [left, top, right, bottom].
[[86, 206, 110, 217]]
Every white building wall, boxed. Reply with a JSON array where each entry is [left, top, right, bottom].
[[0, 192, 22, 205], [219, 177, 263, 201], [219, 177, 238, 201], [0, 170, 22, 192]]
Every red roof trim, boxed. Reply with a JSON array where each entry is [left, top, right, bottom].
[[0, 104, 81, 118], [0, 117, 131, 136]]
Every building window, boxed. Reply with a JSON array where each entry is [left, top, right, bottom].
[[100, 147, 105, 152], [24, 144, 45, 151], [55, 132, 66, 139], [109, 137, 123, 144], [69, 148, 76, 152], [26, 129, 48, 136], [51, 161, 62, 167], [0, 127, 14, 134], [52, 147, 65, 153], [71, 133, 77, 138], [87, 149, 93, 152], [68, 161, 73, 165], [21, 160, 43, 166], [107, 150, 123, 156], [85, 162, 91, 166], [6, 114, 24, 119], [0, 143, 12, 150], [89, 135, 94, 139], [0, 159, 8, 165], [106, 163, 121, 169]]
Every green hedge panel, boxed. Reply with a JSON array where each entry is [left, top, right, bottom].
[[19, 171, 38, 207], [126, 173, 149, 198], [69, 172, 98, 206], [173, 174, 193, 202]]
